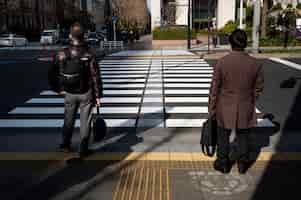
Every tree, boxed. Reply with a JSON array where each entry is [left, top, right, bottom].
[[261, 0, 273, 38]]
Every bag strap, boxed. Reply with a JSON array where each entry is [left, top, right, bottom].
[[96, 105, 100, 115]]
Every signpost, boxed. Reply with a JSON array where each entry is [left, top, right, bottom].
[[252, 0, 261, 53], [188, 0, 191, 49], [112, 16, 118, 41]]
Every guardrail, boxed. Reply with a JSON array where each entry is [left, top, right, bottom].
[[100, 41, 124, 50]]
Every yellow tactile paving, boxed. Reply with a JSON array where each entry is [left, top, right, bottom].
[[1, 152, 301, 161], [170, 153, 193, 161]]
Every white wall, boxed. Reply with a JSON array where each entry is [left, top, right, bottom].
[[217, 0, 236, 29], [151, 0, 162, 30], [176, 0, 188, 25]]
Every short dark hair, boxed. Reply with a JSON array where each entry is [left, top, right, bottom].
[[229, 29, 248, 50], [70, 22, 84, 40]]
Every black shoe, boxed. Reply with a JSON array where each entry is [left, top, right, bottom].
[[79, 139, 93, 158], [213, 159, 231, 174], [79, 149, 94, 158], [58, 144, 72, 153], [237, 161, 249, 174]]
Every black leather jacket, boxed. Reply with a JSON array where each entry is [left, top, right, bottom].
[[48, 41, 103, 99]]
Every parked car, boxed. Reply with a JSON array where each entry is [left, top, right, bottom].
[[85, 32, 104, 46], [40, 30, 59, 45], [0, 34, 28, 47]]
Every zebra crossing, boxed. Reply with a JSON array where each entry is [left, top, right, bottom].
[[0, 50, 274, 128]]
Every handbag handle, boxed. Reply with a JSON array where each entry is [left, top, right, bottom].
[[96, 105, 100, 115]]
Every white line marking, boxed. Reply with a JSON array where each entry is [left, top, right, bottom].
[[141, 107, 163, 114], [163, 74, 212, 78], [0, 119, 136, 127], [102, 75, 147, 78], [164, 67, 213, 70], [143, 97, 163, 103], [166, 118, 273, 127], [164, 64, 210, 67], [269, 57, 301, 70], [26, 97, 142, 104], [146, 83, 162, 87], [164, 78, 211, 82], [101, 68, 149, 71], [165, 97, 209, 103], [101, 65, 151, 67], [101, 71, 148, 74], [9, 107, 139, 114], [145, 90, 163, 95], [102, 79, 146, 83], [103, 84, 145, 88], [103, 90, 143, 95], [163, 70, 213, 74], [165, 90, 210, 95], [164, 83, 211, 88], [166, 106, 208, 113], [40, 90, 144, 96], [166, 119, 207, 127]]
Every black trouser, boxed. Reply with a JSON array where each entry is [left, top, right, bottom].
[[217, 127, 250, 162], [62, 89, 94, 151]]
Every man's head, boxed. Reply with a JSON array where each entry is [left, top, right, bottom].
[[229, 29, 248, 51], [70, 22, 85, 41]]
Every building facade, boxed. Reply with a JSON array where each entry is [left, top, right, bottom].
[[0, 0, 95, 37], [151, 0, 236, 30]]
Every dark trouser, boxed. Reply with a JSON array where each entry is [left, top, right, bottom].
[[217, 127, 250, 162], [62, 89, 94, 151]]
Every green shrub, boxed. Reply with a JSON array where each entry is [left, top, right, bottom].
[[272, 3, 283, 11], [152, 27, 197, 40], [219, 21, 239, 34], [259, 37, 301, 46], [267, 16, 277, 37], [287, 4, 293, 9]]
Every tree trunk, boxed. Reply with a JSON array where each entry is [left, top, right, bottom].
[[261, 0, 268, 38]]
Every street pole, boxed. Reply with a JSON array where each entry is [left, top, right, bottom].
[[113, 20, 116, 41], [239, 0, 243, 29], [207, 0, 211, 54], [252, 0, 261, 53], [187, 0, 191, 49]]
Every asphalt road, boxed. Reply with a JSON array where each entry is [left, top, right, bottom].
[[0, 50, 55, 114], [0, 53, 301, 146]]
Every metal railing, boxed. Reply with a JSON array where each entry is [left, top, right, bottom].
[[100, 41, 124, 50]]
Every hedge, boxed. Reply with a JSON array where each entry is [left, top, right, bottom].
[[152, 27, 197, 40]]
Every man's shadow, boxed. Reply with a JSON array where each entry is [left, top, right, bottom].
[[227, 114, 280, 170], [18, 112, 169, 200]]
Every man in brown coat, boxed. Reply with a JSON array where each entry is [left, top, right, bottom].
[[209, 29, 264, 174]]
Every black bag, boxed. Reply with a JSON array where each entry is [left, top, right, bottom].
[[91, 106, 107, 142], [200, 117, 217, 157], [60, 50, 83, 92]]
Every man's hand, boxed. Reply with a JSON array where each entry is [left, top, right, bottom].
[[96, 98, 101, 107], [58, 91, 66, 96]]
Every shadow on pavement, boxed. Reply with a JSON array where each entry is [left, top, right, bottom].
[[251, 76, 301, 199], [14, 112, 171, 200]]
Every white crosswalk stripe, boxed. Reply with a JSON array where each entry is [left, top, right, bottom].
[[0, 50, 274, 128]]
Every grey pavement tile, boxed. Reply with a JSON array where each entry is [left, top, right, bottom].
[[131, 142, 170, 152]]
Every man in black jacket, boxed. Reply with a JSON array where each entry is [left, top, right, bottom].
[[48, 22, 103, 158]]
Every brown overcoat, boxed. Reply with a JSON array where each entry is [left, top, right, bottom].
[[208, 51, 264, 129]]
